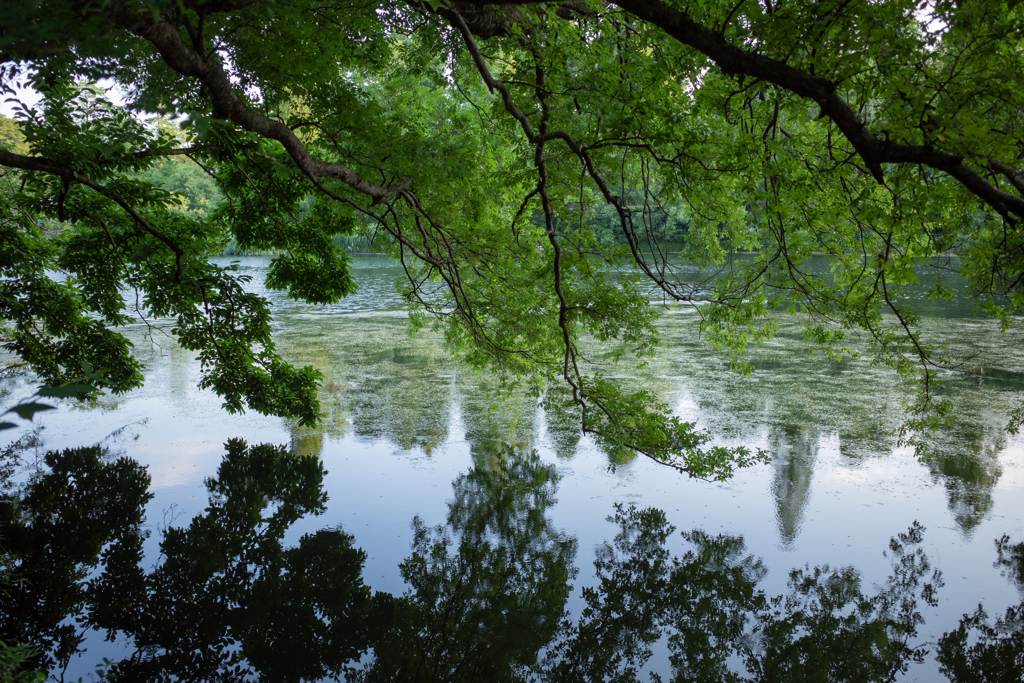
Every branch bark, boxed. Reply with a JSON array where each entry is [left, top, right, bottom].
[[109, 8, 403, 204]]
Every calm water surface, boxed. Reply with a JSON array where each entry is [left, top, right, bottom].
[[3, 255, 1024, 680]]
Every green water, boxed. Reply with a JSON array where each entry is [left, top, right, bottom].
[[2, 255, 1023, 680]]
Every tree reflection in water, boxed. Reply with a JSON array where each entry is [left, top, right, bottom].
[[543, 507, 941, 683], [109, 438, 392, 683], [1, 439, 391, 683], [0, 443, 151, 676], [355, 446, 576, 682], [936, 536, 1024, 683], [767, 425, 819, 547], [1, 440, 1023, 682]]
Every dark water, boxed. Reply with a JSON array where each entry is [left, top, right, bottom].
[[2, 255, 1023, 681]]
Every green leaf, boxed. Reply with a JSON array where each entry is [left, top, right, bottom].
[[80, 360, 104, 382], [7, 402, 56, 420], [37, 383, 97, 398]]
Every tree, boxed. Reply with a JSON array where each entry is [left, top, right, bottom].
[[1, 1, 1023, 476]]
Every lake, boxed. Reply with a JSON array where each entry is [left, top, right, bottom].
[[2, 254, 1023, 681]]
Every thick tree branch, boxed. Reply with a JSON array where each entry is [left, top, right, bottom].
[[989, 159, 1024, 198], [0, 149, 65, 176], [450, 0, 1024, 222], [110, 10, 403, 204]]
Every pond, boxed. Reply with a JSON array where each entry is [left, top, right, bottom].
[[2, 254, 1023, 681]]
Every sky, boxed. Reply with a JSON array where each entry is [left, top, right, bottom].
[[1, 80, 42, 118], [1, 77, 128, 118]]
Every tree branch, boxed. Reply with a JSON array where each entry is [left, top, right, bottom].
[[449, 0, 1024, 222], [0, 148, 185, 278], [112, 10, 404, 204]]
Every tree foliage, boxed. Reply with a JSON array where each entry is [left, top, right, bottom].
[[0, 115, 27, 154], [2, 1, 1024, 474]]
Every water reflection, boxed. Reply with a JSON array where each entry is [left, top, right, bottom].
[[768, 425, 819, 546], [923, 416, 1006, 535], [355, 446, 575, 682], [934, 537, 1024, 681], [4, 255, 1024, 679], [937, 603, 1024, 682], [542, 383, 583, 460], [658, 308, 1014, 537], [7, 255, 1019, 545], [460, 380, 539, 456], [995, 535, 1024, 596], [0, 444, 151, 675], [3, 440, 1023, 681], [544, 507, 943, 683], [351, 371, 452, 454], [109, 439, 392, 682]]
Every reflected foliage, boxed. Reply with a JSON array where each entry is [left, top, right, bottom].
[[109, 438, 391, 683], [924, 421, 1005, 534], [356, 446, 576, 683], [937, 604, 1024, 683], [937, 536, 1024, 682], [543, 383, 583, 460], [460, 383, 540, 458], [0, 439, 389, 682], [995, 536, 1024, 595], [768, 425, 819, 546], [0, 445, 151, 674], [338, 333, 455, 454], [4, 438, 1024, 681], [542, 507, 941, 683], [352, 372, 452, 454]]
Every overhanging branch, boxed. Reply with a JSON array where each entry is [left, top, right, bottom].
[[113, 11, 405, 204], [0, 148, 185, 277], [447, 0, 1024, 222]]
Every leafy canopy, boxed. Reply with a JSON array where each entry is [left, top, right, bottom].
[[2, 1, 1024, 475]]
